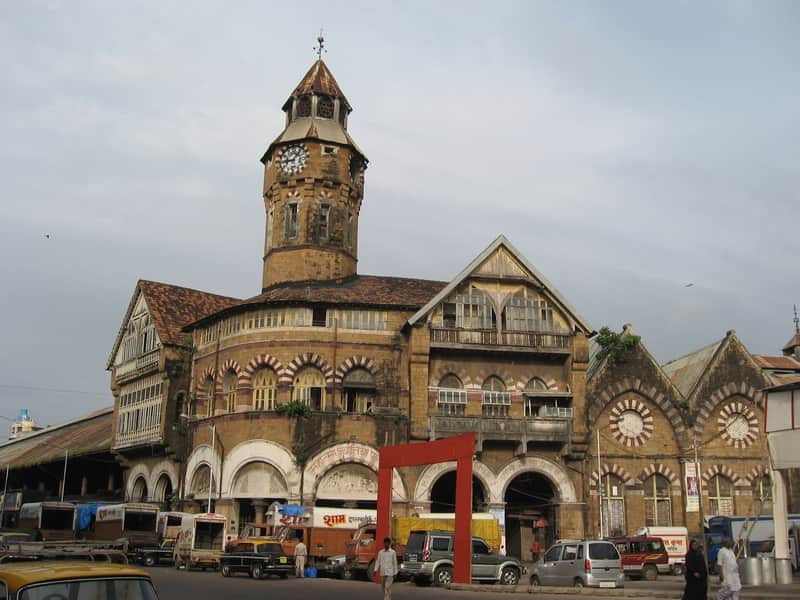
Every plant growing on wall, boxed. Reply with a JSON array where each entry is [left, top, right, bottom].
[[275, 400, 311, 418], [595, 326, 641, 363]]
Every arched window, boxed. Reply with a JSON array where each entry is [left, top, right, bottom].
[[131, 476, 148, 502], [441, 288, 495, 334], [708, 475, 734, 516], [601, 474, 626, 537], [644, 474, 672, 526], [482, 376, 510, 417], [223, 373, 237, 413], [293, 367, 326, 411], [437, 373, 466, 416], [190, 465, 211, 496], [753, 475, 772, 514], [253, 369, 276, 411], [317, 95, 334, 119], [342, 368, 376, 414], [296, 95, 312, 117], [523, 377, 549, 417]]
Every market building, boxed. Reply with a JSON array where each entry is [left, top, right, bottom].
[[2, 55, 794, 561]]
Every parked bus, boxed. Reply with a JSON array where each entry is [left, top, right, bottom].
[[18, 502, 76, 541], [705, 514, 800, 571]]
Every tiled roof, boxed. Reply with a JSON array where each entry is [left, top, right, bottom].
[[661, 338, 723, 398], [782, 332, 800, 352], [184, 275, 447, 330], [286, 59, 351, 109], [139, 280, 240, 346], [0, 408, 113, 469], [752, 354, 800, 371]]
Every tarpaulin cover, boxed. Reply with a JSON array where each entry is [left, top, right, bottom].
[[76, 503, 104, 530], [279, 504, 305, 517]]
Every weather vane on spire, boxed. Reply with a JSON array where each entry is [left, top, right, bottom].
[[793, 304, 799, 333], [314, 28, 326, 59]]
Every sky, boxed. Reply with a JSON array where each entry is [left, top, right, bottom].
[[1, 1, 798, 426]]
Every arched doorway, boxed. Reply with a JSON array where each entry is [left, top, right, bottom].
[[130, 476, 148, 502], [314, 463, 378, 509], [504, 472, 557, 561], [154, 473, 173, 505], [231, 461, 289, 531], [430, 471, 486, 513]]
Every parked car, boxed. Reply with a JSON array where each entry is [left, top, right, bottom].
[[529, 540, 625, 589], [0, 561, 159, 600], [219, 540, 292, 579], [132, 541, 175, 567], [612, 536, 669, 580], [400, 530, 522, 586]]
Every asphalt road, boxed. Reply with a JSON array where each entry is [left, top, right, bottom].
[[144, 566, 626, 600]]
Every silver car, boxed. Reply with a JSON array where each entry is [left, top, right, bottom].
[[529, 540, 625, 589]]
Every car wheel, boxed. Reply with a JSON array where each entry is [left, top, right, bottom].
[[143, 555, 156, 567], [221, 565, 231, 577], [529, 575, 541, 588], [672, 564, 685, 576], [642, 564, 658, 581], [433, 566, 453, 587], [251, 564, 263, 579], [500, 566, 519, 585], [342, 568, 353, 580], [573, 578, 584, 588]]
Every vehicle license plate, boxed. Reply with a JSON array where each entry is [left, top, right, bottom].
[[280, 557, 287, 564], [599, 582, 615, 588], [407, 554, 417, 562]]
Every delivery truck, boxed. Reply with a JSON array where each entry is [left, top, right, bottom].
[[18, 502, 76, 541], [173, 512, 228, 570], [88, 503, 159, 548]]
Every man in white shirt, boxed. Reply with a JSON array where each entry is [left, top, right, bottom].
[[294, 540, 307, 578], [717, 538, 742, 600], [375, 537, 398, 600]]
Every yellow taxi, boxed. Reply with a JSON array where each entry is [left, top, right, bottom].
[[0, 561, 158, 600]]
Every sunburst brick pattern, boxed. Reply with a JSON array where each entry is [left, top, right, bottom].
[[240, 354, 284, 389], [282, 352, 334, 385], [609, 398, 655, 446], [641, 463, 679, 484], [589, 463, 632, 490], [334, 355, 378, 383], [717, 401, 758, 448], [701, 464, 741, 483]]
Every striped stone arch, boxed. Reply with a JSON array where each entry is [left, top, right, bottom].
[[334, 355, 379, 384], [472, 368, 515, 391], [282, 352, 334, 386], [516, 376, 560, 393], [197, 366, 216, 399], [702, 464, 741, 484], [640, 463, 681, 487], [240, 354, 284, 389], [215, 359, 242, 394], [746, 465, 769, 483], [589, 464, 632, 490], [430, 365, 469, 388], [589, 377, 690, 452], [693, 383, 761, 437]]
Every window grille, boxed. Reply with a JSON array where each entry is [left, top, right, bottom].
[[708, 475, 734, 516], [253, 370, 276, 411], [296, 96, 311, 117], [318, 96, 334, 119], [437, 389, 467, 416], [318, 204, 330, 239], [285, 203, 299, 239], [644, 475, 672, 526], [481, 391, 511, 417], [601, 474, 626, 537]]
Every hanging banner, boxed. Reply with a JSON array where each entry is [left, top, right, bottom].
[[685, 462, 699, 512]]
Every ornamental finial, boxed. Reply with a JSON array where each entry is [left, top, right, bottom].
[[314, 29, 326, 60]]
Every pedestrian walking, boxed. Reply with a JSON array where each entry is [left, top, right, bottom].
[[682, 539, 708, 600], [716, 538, 742, 600], [294, 540, 307, 578], [374, 537, 398, 600]]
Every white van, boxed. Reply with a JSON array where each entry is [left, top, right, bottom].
[[635, 527, 688, 575]]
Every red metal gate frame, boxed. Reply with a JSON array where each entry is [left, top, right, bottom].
[[376, 432, 476, 584]]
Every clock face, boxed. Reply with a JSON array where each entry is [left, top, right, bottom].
[[618, 410, 644, 438], [725, 414, 750, 440], [279, 145, 308, 175]]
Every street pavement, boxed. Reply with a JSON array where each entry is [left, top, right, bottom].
[[145, 567, 800, 600]]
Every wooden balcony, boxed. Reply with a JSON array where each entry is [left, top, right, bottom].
[[429, 414, 571, 452], [430, 327, 571, 354], [114, 349, 160, 383]]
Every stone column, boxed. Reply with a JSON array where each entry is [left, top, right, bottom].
[[80, 475, 88, 496], [772, 470, 790, 560], [253, 500, 266, 525], [107, 472, 115, 492]]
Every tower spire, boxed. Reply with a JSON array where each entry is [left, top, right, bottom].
[[794, 304, 799, 334], [313, 28, 326, 60]]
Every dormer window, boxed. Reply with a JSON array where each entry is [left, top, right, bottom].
[[318, 95, 334, 119], [297, 96, 312, 117]]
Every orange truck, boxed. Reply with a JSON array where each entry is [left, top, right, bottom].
[[267, 506, 376, 572], [345, 513, 502, 580]]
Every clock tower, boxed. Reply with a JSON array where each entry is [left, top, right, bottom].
[[260, 59, 367, 290]]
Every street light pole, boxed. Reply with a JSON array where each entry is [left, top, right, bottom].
[[1, 464, 9, 526], [59, 449, 69, 502], [597, 429, 604, 538]]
